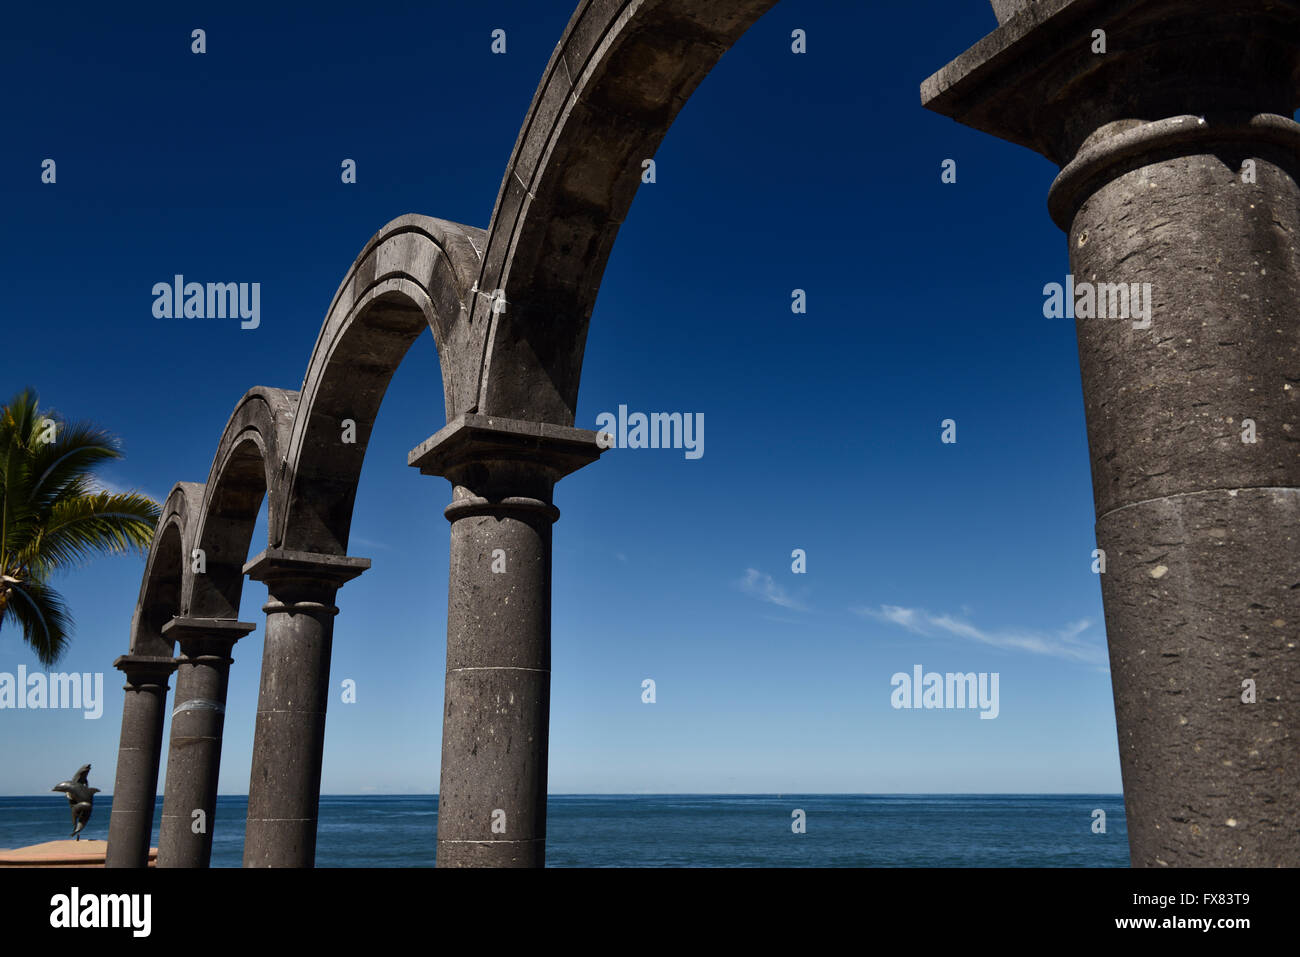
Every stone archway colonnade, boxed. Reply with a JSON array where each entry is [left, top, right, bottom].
[[106, 0, 1298, 868]]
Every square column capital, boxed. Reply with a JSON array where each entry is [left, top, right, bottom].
[[923, 0, 1300, 164], [161, 617, 257, 658], [112, 654, 178, 688], [408, 413, 606, 481], [243, 550, 370, 608], [243, 548, 370, 586]]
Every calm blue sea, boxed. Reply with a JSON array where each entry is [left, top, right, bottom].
[[0, 794, 1128, 866]]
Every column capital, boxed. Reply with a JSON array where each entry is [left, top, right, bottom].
[[243, 548, 370, 587], [161, 617, 257, 659], [112, 654, 177, 690], [243, 548, 369, 613], [408, 413, 606, 481], [922, 0, 1300, 164]]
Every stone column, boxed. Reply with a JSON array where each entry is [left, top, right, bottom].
[[409, 414, 605, 867], [923, 1, 1300, 865], [241, 548, 369, 867], [105, 655, 177, 868], [156, 617, 255, 868]]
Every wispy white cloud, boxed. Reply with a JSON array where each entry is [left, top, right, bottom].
[[91, 476, 163, 503], [853, 604, 1104, 664], [738, 568, 807, 612], [351, 537, 392, 551]]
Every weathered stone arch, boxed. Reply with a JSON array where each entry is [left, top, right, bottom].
[[471, 0, 779, 423], [150, 389, 292, 870], [107, 481, 203, 867], [185, 387, 298, 620], [274, 214, 486, 554], [110, 212, 490, 869], [112, 0, 791, 870], [127, 481, 203, 658]]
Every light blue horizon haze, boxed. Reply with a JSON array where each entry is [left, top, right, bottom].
[[2, 0, 1125, 798]]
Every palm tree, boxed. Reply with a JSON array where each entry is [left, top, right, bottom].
[[0, 388, 159, 666]]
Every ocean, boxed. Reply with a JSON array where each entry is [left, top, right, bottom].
[[1, 794, 1129, 866]]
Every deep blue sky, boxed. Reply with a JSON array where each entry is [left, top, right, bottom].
[[0, 0, 1122, 796]]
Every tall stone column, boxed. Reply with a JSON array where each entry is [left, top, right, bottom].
[[105, 655, 177, 868], [241, 549, 369, 867], [156, 617, 255, 867], [409, 414, 605, 867], [924, 1, 1300, 865]]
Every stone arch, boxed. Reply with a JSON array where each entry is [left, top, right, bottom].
[[127, 482, 203, 657], [273, 214, 486, 554], [472, 0, 779, 424], [184, 387, 298, 619]]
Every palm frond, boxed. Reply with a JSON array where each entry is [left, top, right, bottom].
[[19, 492, 159, 575], [0, 577, 72, 666], [0, 389, 159, 665], [28, 422, 124, 512]]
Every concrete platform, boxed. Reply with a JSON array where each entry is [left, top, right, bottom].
[[0, 840, 156, 867]]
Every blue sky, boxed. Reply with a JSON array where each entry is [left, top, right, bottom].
[[0, 0, 1122, 796]]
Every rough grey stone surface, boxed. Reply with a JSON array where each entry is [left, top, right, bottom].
[[274, 218, 486, 555], [925, 0, 1300, 866], [1058, 117, 1300, 517], [240, 550, 367, 867], [156, 618, 255, 868], [188, 388, 297, 620], [472, 0, 780, 424], [1097, 488, 1298, 865], [104, 656, 176, 868], [990, 0, 1038, 24], [127, 483, 203, 658], [412, 416, 604, 867], [923, 0, 1300, 165]]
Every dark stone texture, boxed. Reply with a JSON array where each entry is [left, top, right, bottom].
[[923, 0, 1300, 165], [436, 838, 545, 868], [990, 0, 1038, 24], [437, 669, 550, 842], [104, 656, 176, 868], [127, 483, 202, 658], [925, 0, 1300, 866], [156, 618, 255, 868], [412, 416, 604, 867], [240, 550, 367, 867], [274, 217, 486, 554], [188, 388, 297, 620], [473, 0, 780, 423], [110, 0, 806, 870], [1097, 488, 1299, 865], [1064, 117, 1300, 517], [1066, 121, 1300, 866]]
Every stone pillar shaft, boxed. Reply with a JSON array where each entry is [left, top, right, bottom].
[[1054, 115, 1300, 866], [105, 655, 176, 868], [241, 549, 368, 868], [923, 0, 1300, 865], [410, 414, 605, 867], [156, 618, 255, 868]]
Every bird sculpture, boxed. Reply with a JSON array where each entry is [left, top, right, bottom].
[[52, 764, 99, 840]]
